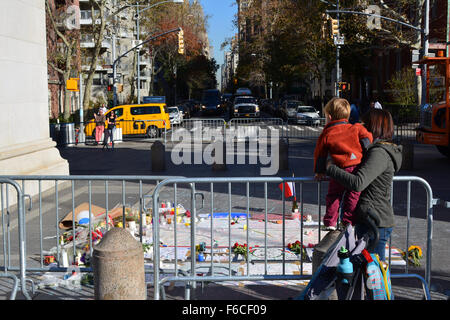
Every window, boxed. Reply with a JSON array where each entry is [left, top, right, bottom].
[[112, 108, 123, 118], [298, 107, 316, 113], [130, 106, 161, 115]]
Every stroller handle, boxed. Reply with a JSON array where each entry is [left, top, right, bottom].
[[363, 208, 380, 252]]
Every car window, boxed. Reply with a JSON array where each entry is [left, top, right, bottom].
[[168, 107, 178, 113], [235, 97, 256, 104], [298, 107, 316, 113], [130, 106, 161, 115], [109, 108, 123, 118]]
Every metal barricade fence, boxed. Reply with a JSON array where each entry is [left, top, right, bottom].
[[0, 175, 436, 300], [0, 178, 28, 300], [53, 120, 169, 146], [170, 119, 226, 144], [282, 118, 326, 140], [228, 118, 285, 141], [0, 175, 181, 299], [151, 176, 435, 300]]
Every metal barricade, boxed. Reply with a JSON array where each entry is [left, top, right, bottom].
[[282, 118, 326, 140], [171, 118, 226, 143], [228, 118, 285, 141], [0, 175, 436, 300], [151, 176, 435, 300], [0, 178, 31, 300], [0, 175, 180, 299]]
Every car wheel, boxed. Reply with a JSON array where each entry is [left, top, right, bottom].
[[146, 126, 158, 138]]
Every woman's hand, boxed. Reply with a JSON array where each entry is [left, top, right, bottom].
[[326, 158, 334, 170]]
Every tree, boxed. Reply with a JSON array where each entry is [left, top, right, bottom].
[[82, 0, 108, 110], [140, 0, 210, 102], [45, 0, 80, 120]]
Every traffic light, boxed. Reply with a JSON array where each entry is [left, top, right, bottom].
[[178, 29, 185, 54], [331, 18, 339, 39], [107, 85, 113, 92], [338, 82, 350, 92]]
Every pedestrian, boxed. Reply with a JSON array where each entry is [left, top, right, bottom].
[[313, 97, 373, 230], [103, 110, 117, 150], [93, 109, 106, 146], [100, 103, 108, 114], [349, 100, 360, 124], [326, 109, 403, 261]]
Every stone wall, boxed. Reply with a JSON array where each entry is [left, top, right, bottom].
[[0, 0, 69, 205]]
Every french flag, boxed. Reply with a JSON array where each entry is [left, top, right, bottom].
[[279, 181, 295, 198]]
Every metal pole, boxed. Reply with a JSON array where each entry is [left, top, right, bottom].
[[422, 0, 430, 104], [112, 0, 118, 108], [113, 61, 118, 108], [136, 5, 141, 104], [336, 0, 340, 97]]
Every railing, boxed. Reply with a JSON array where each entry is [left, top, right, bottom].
[[0, 175, 437, 300], [0, 175, 180, 299], [150, 176, 435, 300]]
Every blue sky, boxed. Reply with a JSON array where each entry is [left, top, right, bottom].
[[197, 0, 237, 86]]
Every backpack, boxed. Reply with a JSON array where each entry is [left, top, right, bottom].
[[364, 252, 393, 300]]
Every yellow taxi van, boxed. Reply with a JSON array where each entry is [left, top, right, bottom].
[[84, 102, 171, 138]]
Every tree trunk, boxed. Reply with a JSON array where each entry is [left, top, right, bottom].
[[63, 43, 75, 120], [128, 51, 137, 103], [83, 1, 106, 110]]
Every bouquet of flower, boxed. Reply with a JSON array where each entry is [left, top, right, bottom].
[[287, 240, 309, 260], [402, 245, 423, 266], [232, 242, 252, 259]]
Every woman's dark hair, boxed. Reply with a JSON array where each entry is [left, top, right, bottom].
[[362, 109, 394, 140]]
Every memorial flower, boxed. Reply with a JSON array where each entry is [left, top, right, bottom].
[[402, 245, 423, 266], [232, 242, 252, 259]]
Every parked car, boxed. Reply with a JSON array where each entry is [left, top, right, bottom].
[[235, 87, 252, 96], [296, 106, 321, 125], [167, 106, 183, 125], [232, 96, 260, 118], [201, 89, 223, 115], [281, 100, 305, 122], [177, 104, 191, 119]]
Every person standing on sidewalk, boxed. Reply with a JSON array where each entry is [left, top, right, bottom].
[[326, 109, 402, 261], [103, 110, 117, 150], [93, 109, 106, 146]]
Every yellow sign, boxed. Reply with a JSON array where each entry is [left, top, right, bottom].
[[66, 78, 79, 91]]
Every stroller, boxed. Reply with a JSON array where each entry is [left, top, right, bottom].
[[296, 210, 430, 300]]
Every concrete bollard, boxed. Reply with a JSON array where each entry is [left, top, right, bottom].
[[311, 230, 341, 300], [93, 228, 146, 300], [151, 140, 166, 172], [401, 143, 414, 170], [279, 138, 289, 171]]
